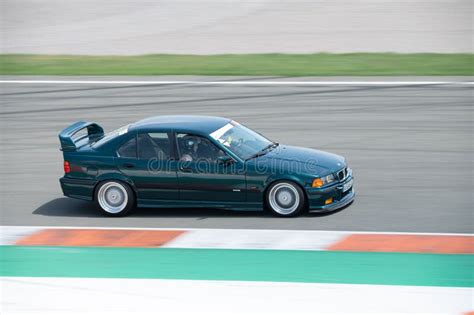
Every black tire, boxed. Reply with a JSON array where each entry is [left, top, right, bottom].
[[95, 180, 135, 217], [266, 180, 305, 217]]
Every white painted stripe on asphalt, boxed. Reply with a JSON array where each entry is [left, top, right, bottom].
[[1, 277, 471, 315], [3, 226, 472, 236], [0, 80, 473, 85], [162, 229, 348, 250]]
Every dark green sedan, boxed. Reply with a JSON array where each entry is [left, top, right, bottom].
[[59, 115, 354, 217]]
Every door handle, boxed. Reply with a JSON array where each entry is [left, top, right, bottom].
[[180, 166, 192, 173], [123, 163, 135, 169]]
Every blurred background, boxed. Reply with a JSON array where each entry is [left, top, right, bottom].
[[1, 0, 472, 54]]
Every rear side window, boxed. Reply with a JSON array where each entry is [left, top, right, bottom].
[[117, 137, 137, 158], [137, 133, 171, 160]]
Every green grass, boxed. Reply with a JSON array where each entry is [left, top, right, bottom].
[[0, 53, 472, 76], [1, 246, 472, 287]]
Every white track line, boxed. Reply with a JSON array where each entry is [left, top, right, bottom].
[[2, 226, 472, 236], [0, 80, 473, 85]]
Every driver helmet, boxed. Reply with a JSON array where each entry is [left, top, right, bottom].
[[184, 136, 201, 152]]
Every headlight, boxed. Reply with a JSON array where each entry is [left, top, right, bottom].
[[324, 174, 335, 184], [312, 174, 335, 188]]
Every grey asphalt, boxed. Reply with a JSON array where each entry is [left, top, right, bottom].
[[2, 0, 472, 54], [0, 76, 472, 233]]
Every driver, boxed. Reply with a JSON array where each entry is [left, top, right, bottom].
[[180, 135, 220, 162], [180, 136, 200, 162]]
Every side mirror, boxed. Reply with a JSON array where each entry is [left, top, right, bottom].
[[217, 155, 234, 165]]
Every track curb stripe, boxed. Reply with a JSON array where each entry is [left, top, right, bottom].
[[3, 226, 473, 253], [327, 234, 474, 254], [14, 229, 184, 247]]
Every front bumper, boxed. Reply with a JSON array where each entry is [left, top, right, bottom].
[[305, 176, 355, 213]]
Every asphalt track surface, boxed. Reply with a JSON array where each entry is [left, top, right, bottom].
[[0, 76, 472, 233], [2, 0, 472, 54]]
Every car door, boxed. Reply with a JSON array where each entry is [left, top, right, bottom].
[[175, 132, 246, 202], [116, 131, 179, 201]]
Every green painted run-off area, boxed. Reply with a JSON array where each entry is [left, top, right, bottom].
[[1, 246, 472, 287]]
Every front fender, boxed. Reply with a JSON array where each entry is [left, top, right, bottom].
[[264, 174, 308, 190]]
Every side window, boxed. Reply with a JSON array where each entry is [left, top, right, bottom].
[[117, 136, 137, 158], [177, 133, 225, 163], [137, 132, 171, 160]]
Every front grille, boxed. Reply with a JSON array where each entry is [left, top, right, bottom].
[[337, 167, 347, 181]]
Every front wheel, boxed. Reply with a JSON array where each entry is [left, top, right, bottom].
[[95, 180, 135, 216], [266, 181, 305, 217]]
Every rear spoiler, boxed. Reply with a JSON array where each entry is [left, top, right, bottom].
[[59, 121, 104, 151]]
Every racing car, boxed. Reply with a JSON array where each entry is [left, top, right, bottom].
[[59, 115, 354, 217]]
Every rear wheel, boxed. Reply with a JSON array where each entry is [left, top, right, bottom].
[[95, 180, 134, 216], [266, 181, 305, 217]]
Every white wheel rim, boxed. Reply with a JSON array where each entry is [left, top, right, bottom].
[[268, 183, 300, 215], [97, 182, 128, 214]]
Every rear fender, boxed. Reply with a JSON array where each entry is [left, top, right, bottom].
[[95, 173, 137, 194]]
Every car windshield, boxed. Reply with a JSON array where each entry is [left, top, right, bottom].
[[91, 124, 130, 148], [209, 121, 274, 160]]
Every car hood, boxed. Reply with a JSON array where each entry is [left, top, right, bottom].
[[257, 145, 346, 174]]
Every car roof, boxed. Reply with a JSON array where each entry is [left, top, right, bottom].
[[129, 115, 231, 134]]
